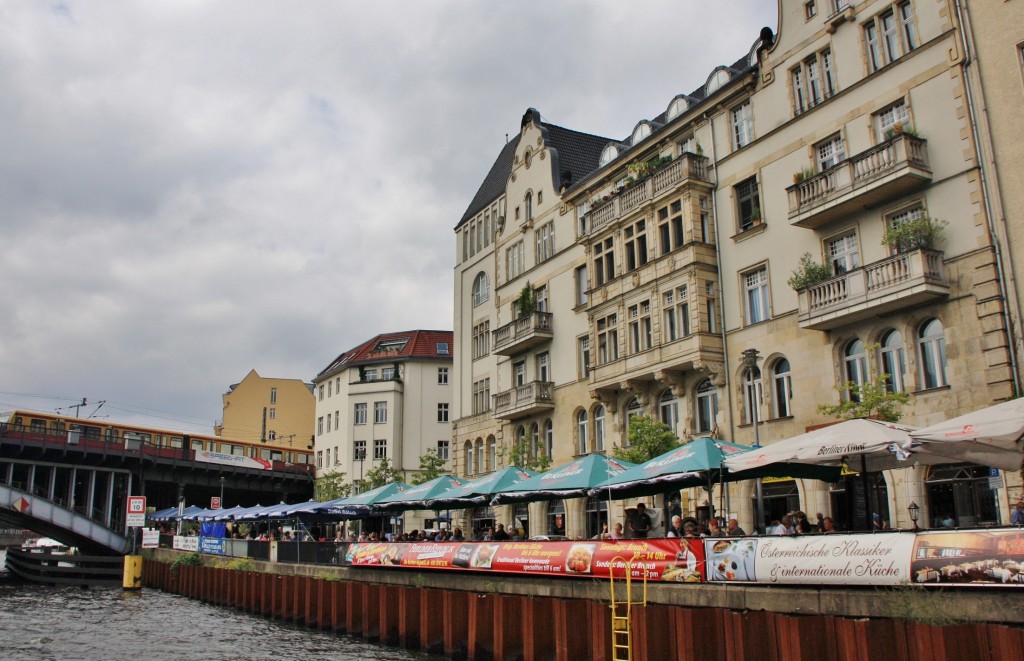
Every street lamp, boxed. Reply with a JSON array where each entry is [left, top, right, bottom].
[[355, 448, 366, 494], [908, 501, 920, 531], [219, 476, 225, 506], [741, 348, 765, 534]]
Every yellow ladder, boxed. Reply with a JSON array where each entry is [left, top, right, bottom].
[[609, 553, 647, 661]]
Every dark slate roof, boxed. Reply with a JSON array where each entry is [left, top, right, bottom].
[[456, 112, 613, 229], [316, 330, 454, 379]]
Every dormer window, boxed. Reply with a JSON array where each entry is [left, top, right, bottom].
[[666, 97, 689, 121], [374, 338, 409, 353], [436, 342, 450, 355], [631, 122, 652, 145], [706, 68, 732, 95], [599, 144, 620, 167]]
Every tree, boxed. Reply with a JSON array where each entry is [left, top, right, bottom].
[[817, 373, 910, 422], [363, 457, 402, 489], [314, 471, 353, 501], [411, 449, 448, 485], [507, 429, 552, 473], [613, 414, 680, 464]]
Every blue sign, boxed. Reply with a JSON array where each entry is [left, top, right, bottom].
[[199, 536, 226, 555]]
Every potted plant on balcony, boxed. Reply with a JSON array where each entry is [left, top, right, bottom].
[[516, 283, 536, 318], [881, 215, 946, 253], [883, 121, 921, 141], [787, 252, 834, 291], [792, 167, 815, 185]]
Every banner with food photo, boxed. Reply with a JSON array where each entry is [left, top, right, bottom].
[[722, 532, 916, 586], [342, 539, 706, 582], [911, 529, 1024, 586]]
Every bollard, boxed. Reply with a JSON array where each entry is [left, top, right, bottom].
[[122, 555, 143, 591]]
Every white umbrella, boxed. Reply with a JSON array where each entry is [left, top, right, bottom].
[[909, 398, 1024, 471]]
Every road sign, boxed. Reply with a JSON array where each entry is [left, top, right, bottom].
[[142, 528, 160, 548], [126, 496, 146, 528], [210, 496, 222, 510]]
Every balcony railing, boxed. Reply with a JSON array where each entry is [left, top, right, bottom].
[[492, 381, 555, 420], [787, 134, 931, 228], [492, 312, 553, 356], [587, 153, 710, 236], [797, 249, 949, 330]]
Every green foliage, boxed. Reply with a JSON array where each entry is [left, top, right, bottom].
[[613, 415, 680, 464], [225, 558, 257, 572], [792, 166, 816, 184], [507, 429, 552, 473], [170, 551, 202, 576], [315, 471, 353, 502], [516, 283, 536, 318], [881, 216, 946, 252], [787, 252, 834, 291], [817, 373, 910, 422], [363, 456, 402, 489], [625, 155, 673, 182], [411, 449, 448, 485]]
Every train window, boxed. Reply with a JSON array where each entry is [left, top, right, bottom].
[[270, 450, 282, 462], [30, 419, 46, 432], [53, 421, 66, 434], [170, 437, 183, 449], [191, 439, 203, 451], [137, 433, 152, 445], [260, 448, 272, 460], [81, 426, 101, 440], [105, 428, 118, 442], [231, 445, 244, 456]]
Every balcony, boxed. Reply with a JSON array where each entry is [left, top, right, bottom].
[[492, 381, 555, 420], [587, 153, 710, 236], [787, 134, 931, 229], [492, 312, 553, 356], [590, 333, 724, 392], [797, 249, 949, 330]]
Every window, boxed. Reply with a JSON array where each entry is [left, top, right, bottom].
[[472, 321, 490, 359], [269, 408, 276, 419], [599, 144, 619, 167], [659, 391, 679, 435], [537, 352, 550, 382], [743, 366, 763, 426], [437, 403, 449, 423], [827, 232, 860, 274], [488, 437, 496, 469], [353, 441, 367, 462], [594, 406, 606, 451], [334, 411, 339, 430], [657, 200, 684, 255], [885, 205, 926, 254], [594, 237, 615, 286], [735, 177, 761, 231], [865, 2, 917, 73], [437, 440, 449, 460], [270, 387, 277, 404], [513, 361, 526, 387], [536, 222, 555, 263], [695, 380, 719, 433], [662, 290, 678, 342], [597, 313, 619, 364], [744, 267, 770, 325], [465, 440, 475, 475], [326, 413, 331, 431], [575, 265, 589, 306], [578, 335, 591, 379], [544, 419, 554, 459], [706, 281, 718, 334], [318, 385, 324, 401], [316, 451, 323, 468], [476, 439, 485, 472], [364, 368, 378, 382], [678, 134, 696, 155], [731, 101, 753, 149], [373, 439, 387, 460], [918, 319, 948, 389], [374, 401, 387, 424], [624, 219, 648, 271], [699, 196, 711, 243], [878, 330, 907, 393], [535, 285, 548, 313], [805, 1, 816, 19], [844, 339, 869, 400], [816, 134, 846, 171], [438, 367, 449, 384], [792, 49, 836, 115], [577, 410, 589, 454], [317, 416, 323, 435], [628, 300, 652, 353], [327, 381, 332, 398], [381, 367, 395, 380], [875, 99, 910, 138], [472, 272, 490, 306], [525, 191, 533, 222], [772, 359, 793, 418], [436, 342, 449, 355], [354, 403, 367, 425], [472, 378, 491, 415], [506, 240, 525, 280]]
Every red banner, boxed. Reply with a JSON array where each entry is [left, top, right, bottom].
[[345, 538, 706, 583]]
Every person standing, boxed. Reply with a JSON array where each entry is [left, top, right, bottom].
[[630, 503, 652, 538]]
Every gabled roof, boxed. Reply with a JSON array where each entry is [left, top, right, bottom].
[[316, 329, 454, 379], [456, 112, 613, 229]]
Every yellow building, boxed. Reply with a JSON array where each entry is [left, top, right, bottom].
[[216, 369, 315, 451]]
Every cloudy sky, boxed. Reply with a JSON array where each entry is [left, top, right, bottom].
[[0, 1, 777, 433]]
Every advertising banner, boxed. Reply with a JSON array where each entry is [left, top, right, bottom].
[[195, 450, 272, 471], [199, 536, 226, 555], [173, 535, 199, 552], [345, 538, 706, 583], [706, 532, 916, 586], [141, 528, 160, 549], [911, 529, 1024, 585]]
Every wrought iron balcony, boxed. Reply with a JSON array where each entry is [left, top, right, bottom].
[[492, 381, 555, 420], [492, 312, 553, 356], [797, 249, 949, 330], [787, 134, 931, 229]]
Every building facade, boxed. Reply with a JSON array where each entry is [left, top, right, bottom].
[[216, 369, 314, 451], [452, 0, 1022, 539]]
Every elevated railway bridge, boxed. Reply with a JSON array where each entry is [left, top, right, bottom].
[[0, 414, 314, 555]]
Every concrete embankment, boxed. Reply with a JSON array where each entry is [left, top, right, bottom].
[[145, 548, 1024, 660]]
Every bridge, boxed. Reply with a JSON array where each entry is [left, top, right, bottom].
[[0, 421, 315, 554]]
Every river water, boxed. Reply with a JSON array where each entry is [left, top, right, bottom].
[[0, 550, 445, 661]]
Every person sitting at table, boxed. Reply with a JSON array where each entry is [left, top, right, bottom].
[[726, 518, 747, 537], [492, 523, 510, 541], [822, 517, 838, 533], [706, 517, 725, 538], [666, 515, 686, 538]]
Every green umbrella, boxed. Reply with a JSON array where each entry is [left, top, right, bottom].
[[426, 467, 537, 509], [376, 475, 465, 511], [319, 481, 412, 516], [490, 454, 637, 505]]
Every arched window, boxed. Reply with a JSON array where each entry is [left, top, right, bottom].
[[599, 144, 619, 167], [544, 419, 554, 460], [625, 397, 643, 437], [666, 96, 689, 121], [706, 68, 731, 94], [878, 330, 906, 393], [530, 422, 540, 459], [525, 191, 533, 222], [918, 319, 947, 388], [772, 358, 793, 419], [487, 436, 497, 471], [743, 366, 762, 426], [632, 122, 652, 144], [475, 438, 485, 473], [658, 391, 679, 436], [547, 499, 566, 535], [594, 405, 606, 452], [577, 410, 589, 454], [844, 339, 868, 401], [464, 440, 474, 476], [472, 272, 489, 307], [695, 380, 718, 433]]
